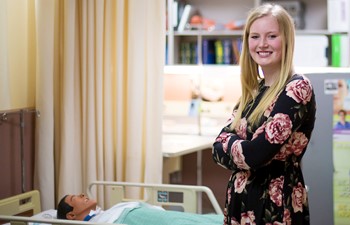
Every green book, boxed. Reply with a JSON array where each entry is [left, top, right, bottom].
[[179, 42, 191, 64], [215, 40, 224, 64], [331, 34, 341, 67]]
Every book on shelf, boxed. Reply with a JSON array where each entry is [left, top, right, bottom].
[[222, 39, 233, 65], [332, 34, 341, 67], [177, 0, 186, 24], [177, 4, 192, 32], [180, 42, 191, 64], [165, 41, 168, 64], [190, 42, 198, 64], [172, 0, 178, 28], [202, 39, 215, 64], [214, 38, 241, 65], [331, 34, 349, 67], [171, 0, 187, 30], [215, 40, 224, 64], [328, 0, 349, 33], [179, 41, 198, 64], [232, 37, 242, 64], [177, 38, 243, 65]]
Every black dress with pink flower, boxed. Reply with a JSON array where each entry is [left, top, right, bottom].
[[212, 74, 316, 225]]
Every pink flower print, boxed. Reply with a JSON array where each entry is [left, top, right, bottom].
[[235, 117, 247, 139], [223, 208, 228, 225], [216, 132, 232, 153], [269, 176, 284, 207], [227, 187, 232, 203], [230, 218, 240, 225], [234, 171, 250, 193], [241, 211, 256, 225], [274, 144, 292, 161], [252, 122, 266, 140], [292, 182, 307, 213], [286, 79, 312, 105], [283, 208, 292, 225], [274, 132, 308, 160], [265, 113, 292, 144], [289, 132, 308, 156], [231, 140, 250, 170], [264, 97, 277, 117]]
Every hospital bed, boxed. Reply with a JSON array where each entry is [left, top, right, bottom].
[[0, 181, 223, 225]]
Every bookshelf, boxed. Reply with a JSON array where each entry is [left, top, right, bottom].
[[166, 0, 350, 67]]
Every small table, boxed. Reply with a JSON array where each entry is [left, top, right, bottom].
[[162, 134, 215, 213], [162, 134, 213, 157]]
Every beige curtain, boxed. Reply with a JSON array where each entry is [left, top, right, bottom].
[[0, 0, 10, 108], [1, 0, 165, 210], [0, 0, 36, 109]]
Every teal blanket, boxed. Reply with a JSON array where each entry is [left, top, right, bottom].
[[115, 206, 223, 225]]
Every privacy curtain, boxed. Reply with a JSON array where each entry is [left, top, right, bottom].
[[1, 0, 165, 210]]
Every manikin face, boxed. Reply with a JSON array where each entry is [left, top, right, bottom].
[[65, 193, 97, 220], [248, 15, 283, 72]]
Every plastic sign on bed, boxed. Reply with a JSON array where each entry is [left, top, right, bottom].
[[157, 191, 184, 203], [157, 191, 169, 202]]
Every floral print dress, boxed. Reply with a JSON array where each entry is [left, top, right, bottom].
[[212, 74, 316, 225]]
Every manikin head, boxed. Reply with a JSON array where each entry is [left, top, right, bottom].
[[57, 193, 97, 220]]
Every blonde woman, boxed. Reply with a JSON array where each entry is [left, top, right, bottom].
[[212, 3, 316, 225]]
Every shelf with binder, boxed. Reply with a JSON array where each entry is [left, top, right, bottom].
[[166, 0, 257, 65], [166, 0, 350, 66], [171, 35, 244, 65]]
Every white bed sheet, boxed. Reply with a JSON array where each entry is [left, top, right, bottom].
[[3, 202, 163, 225]]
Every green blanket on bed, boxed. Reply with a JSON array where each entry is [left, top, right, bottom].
[[115, 205, 223, 225]]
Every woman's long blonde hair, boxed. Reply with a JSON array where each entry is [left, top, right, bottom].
[[230, 3, 296, 130]]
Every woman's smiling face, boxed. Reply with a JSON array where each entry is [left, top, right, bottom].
[[248, 14, 282, 71]]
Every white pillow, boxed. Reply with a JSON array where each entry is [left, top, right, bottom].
[[3, 209, 57, 225], [31, 209, 57, 225], [32, 209, 57, 220]]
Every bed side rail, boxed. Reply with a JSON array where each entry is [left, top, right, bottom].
[[0, 190, 41, 215], [88, 181, 223, 215], [0, 215, 117, 225]]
